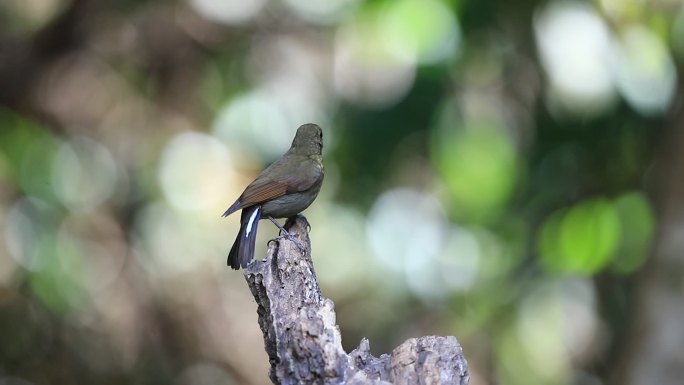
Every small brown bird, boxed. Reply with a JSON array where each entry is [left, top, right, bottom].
[[223, 123, 324, 270]]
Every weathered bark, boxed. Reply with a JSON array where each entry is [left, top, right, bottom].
[[243, 216, 469, 385]]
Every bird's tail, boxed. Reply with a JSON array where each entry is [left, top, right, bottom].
[[222, 199, 242, 217], [227, 205, 262, 270]]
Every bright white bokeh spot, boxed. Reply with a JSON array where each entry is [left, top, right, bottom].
[[283, 0, 361, 24], [535, 2, 616, 114], [404, 226, 483, 300], [334, 14, 417, 108], [381, 0, 460, 65], [3, 198, 57, 271], [333, 0, 460, 108], [367, 189, 446, 270], [610, 25, 677, 115], [134, 202, 217, 277], [187, 0, 266, 25], [365, 187, 483, 299], [213, 90, 291, 157], [439, 229, 481, 292], [52, 137, 118, 212], [517, 278, 600, 379], [307, 203, 369, 295], [222, 36, 331, 155], [367, 189, 447, 297], [158, 131, 233, 212], [1, 0, 65, 30], [213, 88, 326, 158]]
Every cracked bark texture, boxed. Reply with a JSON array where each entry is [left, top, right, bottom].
[[243, 216, 470, 385]]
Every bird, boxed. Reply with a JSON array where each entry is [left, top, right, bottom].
[[222, 123, 324, 270]]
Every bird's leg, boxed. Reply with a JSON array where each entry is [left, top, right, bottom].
[[284, 214, 311, 232], [268, 216, 307, 252]]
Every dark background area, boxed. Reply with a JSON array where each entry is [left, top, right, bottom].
[[1, 0, 683, 384]]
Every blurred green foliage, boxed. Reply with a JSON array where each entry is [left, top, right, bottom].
[[0, 0, 681, 384]]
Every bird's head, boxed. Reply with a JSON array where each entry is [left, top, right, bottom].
[[291, 123, 323, 156]]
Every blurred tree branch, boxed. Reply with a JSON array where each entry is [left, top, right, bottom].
[[242, 216, 470, 385]]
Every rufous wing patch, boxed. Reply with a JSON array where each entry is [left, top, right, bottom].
[[239, 179, 289, 206]]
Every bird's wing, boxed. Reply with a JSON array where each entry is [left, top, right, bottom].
[[222, 155, 322, 217], [283, 157, 324, 193]]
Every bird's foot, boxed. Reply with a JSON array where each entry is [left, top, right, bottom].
[[268, 217, 307, 253]]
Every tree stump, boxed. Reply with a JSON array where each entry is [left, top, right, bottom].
[[243, 216, 470, 385]]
